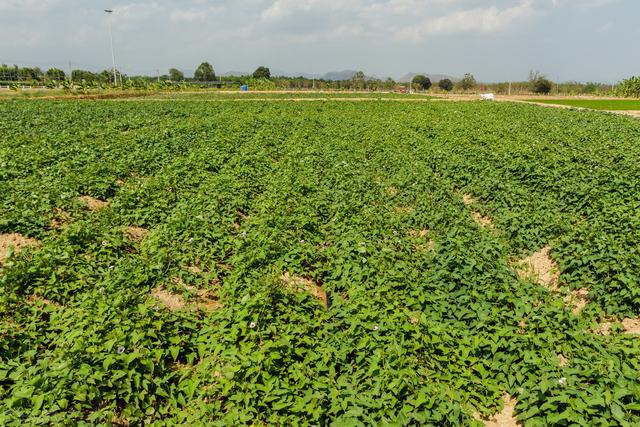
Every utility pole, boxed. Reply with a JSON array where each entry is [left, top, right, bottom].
[[105, 9, 118, 86], [68, 61, 72, 81], [157, 69, 160, 82], [508, 81, 512, 96]]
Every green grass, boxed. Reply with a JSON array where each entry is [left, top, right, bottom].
[[526, 98, 640, 110], [149, 90, 433, 100], [1, 98, 640, 425]]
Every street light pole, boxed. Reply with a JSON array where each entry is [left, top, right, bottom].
[[105, 9, 118, 86]]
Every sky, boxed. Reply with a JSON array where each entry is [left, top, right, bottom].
[[0, 0, 637, 82]]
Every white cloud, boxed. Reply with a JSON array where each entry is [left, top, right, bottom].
[[395, 1, 537, 41], [0, 0, 633, 81]]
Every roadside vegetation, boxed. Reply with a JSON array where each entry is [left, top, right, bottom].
[[525, 99, 640, 110], [2, 63, 638, 97]]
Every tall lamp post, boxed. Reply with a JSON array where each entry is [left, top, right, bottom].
[[105, 9, 118, 86]]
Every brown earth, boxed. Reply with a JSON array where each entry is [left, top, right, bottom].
[[282, 272, 328, 309], [125, 226, 148, 242], [462, 194, 495, 228], [187, 265, 203, 274], [50, 208, 71, 229], [462, 193, 476, 205], [472, 212, 495, 228], [151, 287, 187, 311], [566, 288, 589, 314], [408, 229, 429, 238], [26, 294, 62, 309], [0, 233, 40, 265], [484, 395, 521, 427], [151, 276, 221, 312], [516, 246, 559, 290], [394, 205, 415, 214], [597, 318, 640, 335], [558, 354, 569, 367], [79, 195, 109, 211]]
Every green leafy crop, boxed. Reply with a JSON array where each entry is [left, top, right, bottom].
[[1, 97, 639, 425]]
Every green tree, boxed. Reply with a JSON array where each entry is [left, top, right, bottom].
[[100, 70, 116, 85], [529, 70, 553, 94], [45, 68, 66, 81], [532, 78, 553, 94], [194, 62, 216, 81], [0, 64, 20, 81], [412, 75, 432, 90], [615, 76, 640, 98], [253, 66, 271, 79], [382, 77, 396, 91], [20, 67, 43, 82], [71, 69, 97, 82], [459, 73, 476, 91], [168, 68, 184, 81], [438, 78, 454, 91]]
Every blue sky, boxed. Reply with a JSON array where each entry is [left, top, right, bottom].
[[0, 0, 636, 82]]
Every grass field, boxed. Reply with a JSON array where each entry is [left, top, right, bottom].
[[2, 97, 640, 425], [0, 89, 434, 101], [526, 98, 640, 110]]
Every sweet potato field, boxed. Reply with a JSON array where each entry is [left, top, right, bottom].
[[1, 97, 640, 425]]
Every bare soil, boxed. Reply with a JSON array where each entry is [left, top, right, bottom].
[[558, 354, 569, 367], [125, 226, 148, 242], [597, 318, 640, 335], [151, 287, 187, 311], [26, 294, 62, 308], [50, 208, 71, 229], [152, 277, 221, 312], [408, 229, 429, 238], [462, 193, 476, 205], [472, 212, 494, 228], [516, 246, 559, 290], [282, 272, 328, 309], [187, 265, 203, 274], [462, 194, 495, 228], [79, 196, 109, 211], [566, 288, 589, 314], [394, 205, 415, 214], [484, 395, 521, 427], [0, 233, 40, 265]]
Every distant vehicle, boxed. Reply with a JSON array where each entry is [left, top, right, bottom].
[[480, 93, 495, 100]]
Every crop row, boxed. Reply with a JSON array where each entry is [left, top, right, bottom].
[[1, 98, 639, 425]]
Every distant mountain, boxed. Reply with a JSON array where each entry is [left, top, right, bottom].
[[220, 70, 322, 79], [321, 70, 359, 81], [219, 70, 251, 77], [271, 69, 322, 79], [398, 73, 459, 83]]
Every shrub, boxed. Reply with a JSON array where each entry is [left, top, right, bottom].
[[412, 75, 431, 91], [615, 76, 640, 98], [253, 66, 271, 80], [245, 78, 276, 90], [438, 79, 454, 91], [532, 78, 553, 94], [459, 73, 476, 91]]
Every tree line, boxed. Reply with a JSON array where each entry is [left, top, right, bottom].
[[0, 62, 631, 96]]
